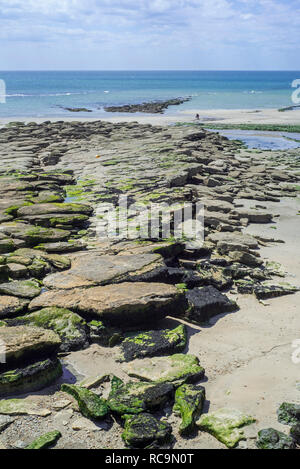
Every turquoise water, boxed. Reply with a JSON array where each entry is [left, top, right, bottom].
[[0, 71, 299, 118], [207, 129, 300, 150]]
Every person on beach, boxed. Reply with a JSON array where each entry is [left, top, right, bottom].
[[195, 113, 200, 120]]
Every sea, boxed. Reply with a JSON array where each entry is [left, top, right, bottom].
[[0, 70, 299, 119]]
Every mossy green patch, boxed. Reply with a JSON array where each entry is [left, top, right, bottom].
[[26, 431, 62, 450], [61, 384, 109, 420], [173, 384, 206, 436]]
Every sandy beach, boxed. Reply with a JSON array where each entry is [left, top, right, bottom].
[[1, 107, 300, 127]]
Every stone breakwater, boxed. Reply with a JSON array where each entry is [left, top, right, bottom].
[[0, 120, 299, 449], [104, 97, 191, 114]]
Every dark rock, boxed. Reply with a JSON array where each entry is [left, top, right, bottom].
[[119, 324, 187, 362], [185, 286, 238, 323], [256, 428, 296, 449], [277, 402, 300, 425], [104, 98, 190, 114], [122, 413, 172, 448], [0, 357, 62, 397]]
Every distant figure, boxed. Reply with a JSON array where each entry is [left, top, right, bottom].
[[195, 113, 200, 120]]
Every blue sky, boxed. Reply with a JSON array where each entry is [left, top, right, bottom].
[[0, 0, 299, 70]]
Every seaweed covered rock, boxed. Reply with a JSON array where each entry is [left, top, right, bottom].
[[26, 430, 62, 450], [256, 428, 296, 449], [185, 286, 237, 324], [119, 324, 187, 362], [0, 223, 70, 246], [123, 354, 205, 385], [277, 402, 300, 425], [107, 376, 174, 416], [290, 424, 300, 444], [197, 408, 255, 449], [0, 357, 62, 397], [0, 326, 61, 368], [173, 384, 206, 436], [88, 320, 123, 347], [122, 413, 172, 449], [254, 283, 299, 300], [0, 280, 41, 299], [61, 384, 109, 420], [6, 308, 89, 352]]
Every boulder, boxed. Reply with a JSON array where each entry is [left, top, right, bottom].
[[0, 326, 61, 368], [61, 384, 109, 420], [107, 376, 173, 416], [0, 296, 29, 319], [173, 384, 206, 436], [42, 253, 167, 289], [228, 251, 263, 267], [277, 402, 300, 426], [122, 413, 172, 448], [0, 358, 62, 397], [185, 286, 237, 323], [6, 308, 89, 353], [119, 324, 187, 362], [197, 408, 255, 449], [256, 428, 296, 450], [123, 354, 205, 385], [254, 283, 299, 300], [29, 282, 186, 328]]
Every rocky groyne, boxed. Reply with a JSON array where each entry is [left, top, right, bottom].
[[0, 120, 299, 449]]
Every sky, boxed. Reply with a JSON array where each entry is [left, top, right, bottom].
[[0, 0, 299, 70]]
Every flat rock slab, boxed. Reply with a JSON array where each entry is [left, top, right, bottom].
[[122, 413, 172, 449], [185, 286, 238, 324], [207, 232, 258, 252], [17, 203, 93, 217], [0, 223, 70, 246], [29, 282, 185, 328], [0, 399, 51, 417], [197, 408, 256, 449], [42, 252, 167, 289], [0, 296, 29, 319], [0, 326, 61, 367], [0, 280, 41, 299], [119, 324, 187, 362], [123, 353, 205, 385]]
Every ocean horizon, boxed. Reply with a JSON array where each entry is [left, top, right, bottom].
[[0, 70, 299, 118]]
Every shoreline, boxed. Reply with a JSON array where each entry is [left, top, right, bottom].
[[0, 107, 300, 127]]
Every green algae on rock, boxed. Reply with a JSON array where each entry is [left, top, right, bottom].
[[173, 384, 206, 436], [61, 384, 109, 420], [256, 428, 296, 449], [254, 282, 299, 300], [88, 320, 123, 348], [119, 324, 187, 362], [0, 358, 62, 397], [26, 430, 62, 450], [6, 307, 89, 352], [277, 402, 300, 425], [0, 280, 41, 299], [122, 413, 172, 449], [123, 354, 205, 386], [107, 376, 174, 416], [197, 408, 256, 448]]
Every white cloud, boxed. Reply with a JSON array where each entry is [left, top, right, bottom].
[[0, 0, 299, 69]]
